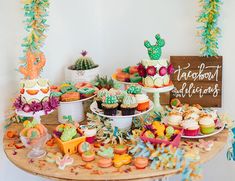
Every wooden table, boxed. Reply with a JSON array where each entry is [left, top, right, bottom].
[[3, 111, 228, 181]]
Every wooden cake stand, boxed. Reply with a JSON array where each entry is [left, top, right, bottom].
[[3, 111, 228, 181]]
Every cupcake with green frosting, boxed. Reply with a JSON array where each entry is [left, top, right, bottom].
[[126, 85, 142, 95], [102, 94, 119, 116], [120, 94, 138, 115], [95, 88, 108, 109], [109, 88, 126, 110]]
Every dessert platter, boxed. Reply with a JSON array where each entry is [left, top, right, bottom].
[[164, 99, 225, 139], [3, 1, 231, 181], [50, 81, 98, 123], [90, 85, 154, 129]]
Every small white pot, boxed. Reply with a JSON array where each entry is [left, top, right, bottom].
[[65, 65, 99, 83], [58, 101, 84, 123]]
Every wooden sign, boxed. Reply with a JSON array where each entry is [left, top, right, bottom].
[[170, 56, 222, 107]]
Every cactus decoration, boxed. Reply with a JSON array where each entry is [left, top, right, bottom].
[[144, 34, 165, 60], [75, 51, 98, 70]]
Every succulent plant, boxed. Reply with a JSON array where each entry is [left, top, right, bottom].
[[93, 75, 119, 90], [74, 51, 98, 70]]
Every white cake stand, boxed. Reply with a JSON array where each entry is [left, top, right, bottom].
[[142, 85, 174, 112], [16, 109, 54, 124], [58, 95, 96, 123], [90, 101, 153, 130]]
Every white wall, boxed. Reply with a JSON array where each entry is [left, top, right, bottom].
[[0, 0, 235, 180]]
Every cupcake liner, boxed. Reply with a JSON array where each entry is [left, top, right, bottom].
[[121, 107, 136, 116], [137, 101, 150, 111], [96, 100, 103, 109], [183, 128, 199, 136], [103, 107, 117, 116], [200, 126, 215, 134]]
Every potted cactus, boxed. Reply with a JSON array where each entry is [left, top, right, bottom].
[[65, 51, 99, 83]]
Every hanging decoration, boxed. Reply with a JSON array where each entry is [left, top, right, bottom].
[[197, 0, 222, 57], [19, 0, 49, 79]]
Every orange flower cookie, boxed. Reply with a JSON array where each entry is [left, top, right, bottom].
[[113, 154, 132, 168]]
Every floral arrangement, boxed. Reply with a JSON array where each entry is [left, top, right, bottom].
[[14, 96, 59, 114], [197, 0, 222, 57]]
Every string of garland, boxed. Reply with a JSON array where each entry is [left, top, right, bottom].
[[20, 0, 49, 63], [197, 0, 222, 57]]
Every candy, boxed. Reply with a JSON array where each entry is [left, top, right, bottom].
[[45, 152, 63, 163]]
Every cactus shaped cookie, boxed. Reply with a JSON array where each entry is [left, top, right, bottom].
[[19, 51, 46, 79], [144, 34, 165, 60]]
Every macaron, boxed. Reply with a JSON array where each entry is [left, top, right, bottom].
[[114, 144, 128, 155], [134, 157, 149, 169], [97, 157, 113, 168], [78, 142, 92, 154], [81, 151, 95, 162]]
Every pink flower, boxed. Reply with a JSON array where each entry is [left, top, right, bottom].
[[14, 97, 22, 110], [146, 66, 157, 76], [159, 66, 167, 76], [22, 104, 31, 113], [137, 64, 147, 77], [167, 64, 175, 75], [30, 101, 43, 113]]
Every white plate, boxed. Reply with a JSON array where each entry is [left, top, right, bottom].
[[90, 101, 154, 119], [182, 123, 225, 139]]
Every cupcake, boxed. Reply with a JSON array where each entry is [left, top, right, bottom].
[[95, 88, 108, 109], [84, 128, 97, 144], [114, 144, 128, 155], [120, 94, 137, 115], [198, 114, 215, 134], [181, 119, 200, 136], [167, 111, 183, 127], [79, 87, 95, 99], [81, 151, 95, 162], [183, 110, 200, 121], [126, 85, 142, 95], [102, 94, 119, 116], [134, 157, 149, 169], [109, 88, 125, 110], [135, 94, 150, 111]]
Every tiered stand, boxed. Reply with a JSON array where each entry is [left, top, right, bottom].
[[90, 101, 154, 130], [58, 95, 96, 123], [16, 110, 54, 124], [142, 85, 174, 111]]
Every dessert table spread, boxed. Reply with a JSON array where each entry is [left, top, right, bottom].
[[3, 111, 228, 181]]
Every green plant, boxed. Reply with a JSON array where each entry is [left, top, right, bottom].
[[74, 51, 98, 70], [93, 75, 120, 90]]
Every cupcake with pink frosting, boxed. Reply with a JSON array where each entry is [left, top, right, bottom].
[[181, 119, 200, 136]]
